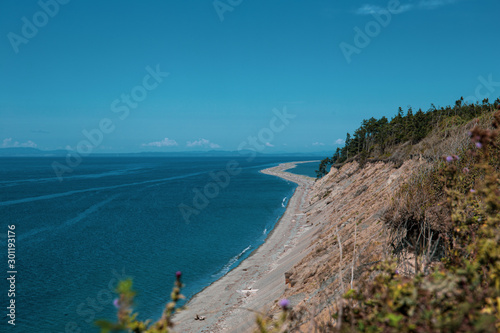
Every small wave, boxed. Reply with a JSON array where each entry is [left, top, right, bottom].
[[212, 245, 252, 278], [18, 195, 119, 243], [282, 196, 287, 207], [63, 195, 118, 228], [0, 167, 144, 187], [263, 228, 267, 235], [17, 226, 53, 242]]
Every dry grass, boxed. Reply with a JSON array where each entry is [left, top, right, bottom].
[[384, 112, 499, 274]]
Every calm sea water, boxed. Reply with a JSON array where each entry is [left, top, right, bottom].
[[284, 161, 320, 178], [0, 156, 317, 332]]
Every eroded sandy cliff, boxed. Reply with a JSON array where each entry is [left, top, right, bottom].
[[279, 158, 426, 325]]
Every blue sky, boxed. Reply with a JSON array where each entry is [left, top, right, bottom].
[[1, 0, 499, 153]]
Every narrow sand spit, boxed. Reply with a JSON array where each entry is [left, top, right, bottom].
[[173, 161, 319, 332]]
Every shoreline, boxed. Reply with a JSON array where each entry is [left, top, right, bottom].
[[173, 161, 319, 332]]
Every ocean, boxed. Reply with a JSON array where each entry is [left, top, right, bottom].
[[0, 155, 319, 332], [284, 161, 320, 178]]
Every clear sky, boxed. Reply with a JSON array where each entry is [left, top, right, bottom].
[[1, 0, 499, 153]]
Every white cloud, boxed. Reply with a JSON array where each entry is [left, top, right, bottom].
[[419, 0, 459, 9], [335, 138, 345, 145], [399, 4, 415, 12], [142, 138, 178, 147], [356, 3, 414, 15], [355, 0, 458, 15], [2, 138, 37, 148], [265, 142, 274, 147], [313, 142, 325, 146], [355, 4, 387, 15], [186, 138, 221, 149]]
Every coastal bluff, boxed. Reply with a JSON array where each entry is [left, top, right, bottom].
[[174, 158, 423, 332], [279, 158, 424, 328]]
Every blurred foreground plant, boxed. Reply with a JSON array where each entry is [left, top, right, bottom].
[[255, 299, 293, 333], [95, 271, 185, 333]]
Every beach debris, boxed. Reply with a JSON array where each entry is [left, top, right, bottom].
[[238, 288, 258, 296], [284, 271, 296, 287], [194, 314, 206, 320]]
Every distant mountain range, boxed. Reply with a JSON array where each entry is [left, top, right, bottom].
[[0, 147, 69, 156], [0, 147, 332, 157]]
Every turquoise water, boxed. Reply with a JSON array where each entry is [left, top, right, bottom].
[[0, 156, 317, 332], [284, 161, 321, 178]]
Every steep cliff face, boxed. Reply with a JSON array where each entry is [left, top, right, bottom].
[[280, 158, 426, 323]]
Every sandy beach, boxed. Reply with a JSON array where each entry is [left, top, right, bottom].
[[173, 161, 320, 332]]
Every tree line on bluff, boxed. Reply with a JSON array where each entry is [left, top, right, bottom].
[[316, 97, 500, 178]]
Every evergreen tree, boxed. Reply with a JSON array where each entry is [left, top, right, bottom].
[[315, 96, 499, 178]]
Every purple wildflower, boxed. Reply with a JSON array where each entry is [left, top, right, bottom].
[[476, 142, 483, 148], [470, 189, 476, 193], [395, 269, 399, 275], [279, 299, 290, 310], [446, 156, 453, 162], [113, 298, 120, 309]]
